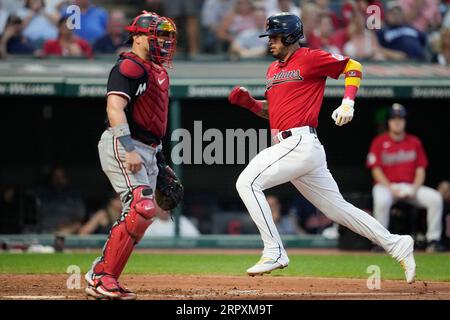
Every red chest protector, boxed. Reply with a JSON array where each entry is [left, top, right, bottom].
[[119, 52, 170, 140]]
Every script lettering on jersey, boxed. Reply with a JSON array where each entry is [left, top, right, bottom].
[[266, 69, 303, 90], [136, 82, 147, 96], [381, 150, 416, 165]]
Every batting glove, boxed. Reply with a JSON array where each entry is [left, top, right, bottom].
[[332, 98, 355, 126]]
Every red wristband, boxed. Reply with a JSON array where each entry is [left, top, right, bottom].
[[344, 85, 358, 101], [248, 99, 263, 114]]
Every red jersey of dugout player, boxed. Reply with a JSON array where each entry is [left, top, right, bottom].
[[228, 15, 362, 136], [85, 11, 183, 300]]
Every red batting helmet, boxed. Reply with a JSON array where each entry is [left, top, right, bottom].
[[125, 11, 177, 68]]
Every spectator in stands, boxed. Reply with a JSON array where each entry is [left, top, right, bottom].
[[343, 7, 383, 60], [0, 15, 35, 59], [341, 0, 385, 27], [288, 194, 332, 234], [217, 0, 256, 50], [343, 3, 405, 61], [265, 0, 301, 18], [268, 195, 298, 235], [16, 0, 58, 48], [398, 0, 442, 33], [92, 10, 129, 54], [78, 193, 121, 234], [300, 1, 321, 44], [229, 7, 268, 60], [433, 27, 450, 65], [367, 103, 444, 252], [36, 166, 86, 234], [201, 0, 234, 53], [307, 13, 347, 54], [144, 204, 200, 237], [161, 0, 202, 58], [314, 0, 341, 28], [42, 16, 93, 58], [376, 1, 427, 61], [60, 0, 108, 43]]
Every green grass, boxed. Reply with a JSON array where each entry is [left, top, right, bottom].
[[0, 252, 449, 282]]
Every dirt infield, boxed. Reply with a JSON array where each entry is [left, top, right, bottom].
[[1, 274, 449, 300]]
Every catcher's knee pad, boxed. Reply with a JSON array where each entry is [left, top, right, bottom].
[[93, 186, 156, 278], [124, 186, 156, 242]]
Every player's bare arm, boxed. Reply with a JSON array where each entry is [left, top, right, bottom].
[[107, 94, 143, 173], [371, 166, 401, 196], [412, 167, 426, 194], [331, 59, 363, 126], [256, 100, 269, 119], [371, 166, 391, 187], [228, 86, 269, 119]]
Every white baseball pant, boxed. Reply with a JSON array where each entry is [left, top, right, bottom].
[[236, 127, 412, 263], [372, 183, 443, 242]]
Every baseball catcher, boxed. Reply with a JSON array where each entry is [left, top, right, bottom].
[[84, 11, 182, 300]]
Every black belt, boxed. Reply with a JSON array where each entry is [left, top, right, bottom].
[[130, 126, 161, 147], [128, 121, 161, 147], [280, 127, 317, 139]]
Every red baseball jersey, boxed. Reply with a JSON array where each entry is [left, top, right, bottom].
[[366, 133, 428, 183], [265, 47, 349, 131]]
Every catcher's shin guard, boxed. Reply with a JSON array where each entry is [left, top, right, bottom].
[[93, 186, 156, 279]]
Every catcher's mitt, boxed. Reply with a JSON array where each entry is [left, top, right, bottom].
[[155, 152, 184, 210]]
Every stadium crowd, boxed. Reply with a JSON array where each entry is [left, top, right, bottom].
[[0, 0, 449, 63]]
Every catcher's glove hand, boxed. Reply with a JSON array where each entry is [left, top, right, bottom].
[[155, 152, 184, 210]]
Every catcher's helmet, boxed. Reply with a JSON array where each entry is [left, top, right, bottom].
[[259, 13, 303, 46], [125, 11, 177, 68], [125, 11, 159, 36]]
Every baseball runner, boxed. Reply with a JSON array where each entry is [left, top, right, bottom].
[[84, 11, 183, 300], [228, 13, 416, 283], [367, 103, 443, 252]]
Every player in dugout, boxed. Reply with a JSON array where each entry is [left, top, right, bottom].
[[367, 103, 444, 253]]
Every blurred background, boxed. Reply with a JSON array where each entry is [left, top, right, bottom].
[[0, 0, 449, 252]]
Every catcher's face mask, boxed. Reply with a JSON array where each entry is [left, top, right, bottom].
[[148, 17, 177, 68], [124, 11, 177, 68]]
